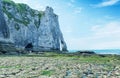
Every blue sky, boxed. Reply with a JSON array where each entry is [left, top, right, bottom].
[[12, 0, 120, 50]]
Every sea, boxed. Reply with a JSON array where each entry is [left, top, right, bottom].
[[69, 49, 120, 55]]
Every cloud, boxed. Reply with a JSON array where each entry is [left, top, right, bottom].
[[93, 0, 120, 7], [66, 38, 91, 50], [89, 21, 120, 49], [67, 21, 120, 50], [91, 40, 120, 49], [67, 2, 74, 7], [74, 7, 83, 14], [91, 21, 120, 38], [12, 0, 30, 4], [67, 0, 76, 7], [66, 0, 82, 14], [31, 2, 45, 11]]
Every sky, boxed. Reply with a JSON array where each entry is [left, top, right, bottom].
[[12, 0, 120, 50]]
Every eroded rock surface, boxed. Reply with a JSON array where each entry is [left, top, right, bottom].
[[0, 0, 67, 52], [0, 0, 9, 38]]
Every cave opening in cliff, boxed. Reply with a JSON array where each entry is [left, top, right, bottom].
[[25, 43, 33, 51]]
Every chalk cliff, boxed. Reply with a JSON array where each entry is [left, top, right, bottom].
[[0, 0, 67, 52], [0, 0, 9, 39]]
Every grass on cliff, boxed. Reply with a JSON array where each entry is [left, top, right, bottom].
[[2, 0, 43, 27]]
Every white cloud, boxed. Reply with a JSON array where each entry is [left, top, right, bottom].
[[67, 2, 74, 7], [67, 0, 76, 8], [12, 0, 30, 4], [66, 38, 91, 50], [32, 3, 45, 11], [91, 21, 120, 38], [74, 7, 83, 14], [91, 40, 120, 49], [66, 0, 83, 14], [94, 0, 120, 7], [89, 21, 120, 49], [67, 21, 120, 50]]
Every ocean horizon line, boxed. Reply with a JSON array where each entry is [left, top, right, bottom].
[[68, 49, 120, 55]]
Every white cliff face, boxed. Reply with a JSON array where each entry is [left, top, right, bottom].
[[0, 0, 9, 39], [0, 0, 67, 51], [38, 7, 67, 51]]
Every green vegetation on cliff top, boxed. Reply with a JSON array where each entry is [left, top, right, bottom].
[[2, 0, 43, 29]]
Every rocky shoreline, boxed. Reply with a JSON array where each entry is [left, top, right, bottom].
[[0, 52, 120, 78]]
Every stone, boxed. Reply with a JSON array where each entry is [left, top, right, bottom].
[[0, 0, 67, 52], [0, 0, 10, 38], [0, 0, 16, 53], [0, 41, 17, 54], [76, 51, 96, 55]]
